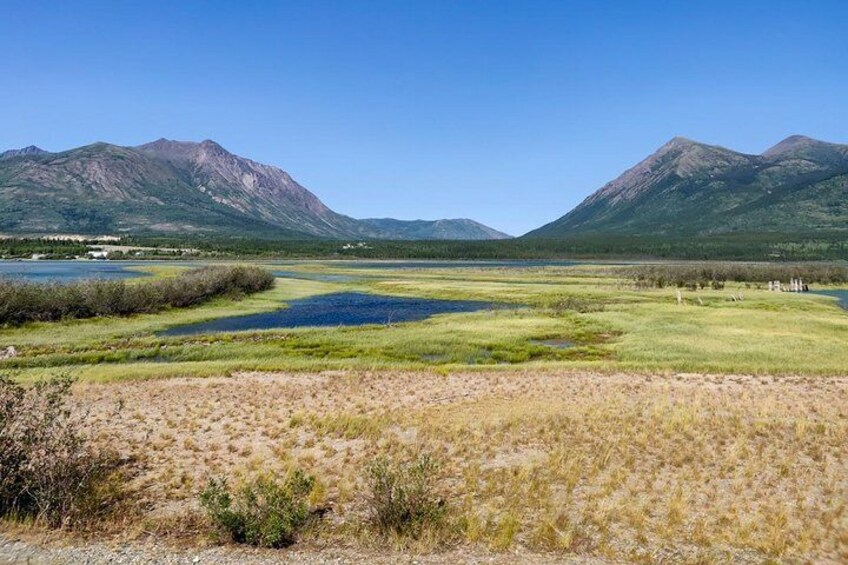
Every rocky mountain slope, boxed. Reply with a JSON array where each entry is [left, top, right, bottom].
[[525, 135, 848, 238], [0, 139, 509, 240]]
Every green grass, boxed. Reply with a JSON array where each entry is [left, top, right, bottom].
[[2, 262, 847, 381]]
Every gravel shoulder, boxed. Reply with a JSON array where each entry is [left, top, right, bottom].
[[0, 535, 608, 565]]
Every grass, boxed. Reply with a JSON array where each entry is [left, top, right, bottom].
[[59, 370, 848, 562], [1, 261, 847, 380]]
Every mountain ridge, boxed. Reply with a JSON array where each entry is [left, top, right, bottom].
[[0, 139, 510, 240], [524, 135, 848, 238]]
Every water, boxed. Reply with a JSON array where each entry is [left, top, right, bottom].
[[812, 290, 848, 310], [161, 292, 495, 336], [0, 260, 148, 282], [0, 259, 586, 283], [530, 338, 573, 349]]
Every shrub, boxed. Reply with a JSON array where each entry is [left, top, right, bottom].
[[200, 470, 315, 548], [0, 265, 275, 326], [543, 295, 605, 314], [627, 263, 848, 289], [366, 453, 446, 538], [0, 375, 124, 529]]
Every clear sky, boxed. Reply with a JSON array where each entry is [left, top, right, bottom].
[[1, 1, 846, 235]]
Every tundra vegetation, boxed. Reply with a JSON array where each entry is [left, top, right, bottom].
[[0, 260, 846, 562]]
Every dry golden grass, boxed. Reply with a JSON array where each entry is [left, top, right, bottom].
[[72, 370, 848, 563]]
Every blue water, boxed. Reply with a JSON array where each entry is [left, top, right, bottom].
[[813, 290, 848, 310], [161, 292, 494, 336], [0, 260, 148, 282]]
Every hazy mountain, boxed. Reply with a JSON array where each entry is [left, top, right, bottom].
[[357, 217, 510, 240], [525, 135, 848, 238], [0, 146, 49, 160], [0, 139, 510, 240]]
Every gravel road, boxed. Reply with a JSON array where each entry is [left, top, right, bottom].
[[0, 536, 607, 565]]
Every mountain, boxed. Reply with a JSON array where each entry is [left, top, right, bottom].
[[0, 146, 48, 160], [357, 218, 510, 240], [0, 139, 510, 240], [525, 135, 848, 238]]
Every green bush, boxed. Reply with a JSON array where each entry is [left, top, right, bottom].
[[200, 471, 315, 548], [0, 375, 124, 529], [0, 265, 275, 326], [367, 453, 446, 538]]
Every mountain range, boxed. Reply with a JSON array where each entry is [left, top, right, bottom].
[[525, 135, 848, 238], [0, 139, 510, 240], [3, 135, 846, 243]]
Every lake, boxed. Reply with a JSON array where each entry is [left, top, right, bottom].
[[0, 258, 592, 284], [160, 292, 494, 336]]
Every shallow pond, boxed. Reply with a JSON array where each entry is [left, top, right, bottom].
[[813, 290, 848, 310], [530, 338, 573, 349], [0, 260, 149, 282], [161, 292, 495, 336]]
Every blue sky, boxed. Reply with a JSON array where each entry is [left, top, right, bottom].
[[1, 1, 846, 235]]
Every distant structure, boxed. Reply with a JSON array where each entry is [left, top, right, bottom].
[[341, 242, 372, 250], [768, 278, 808, 292]]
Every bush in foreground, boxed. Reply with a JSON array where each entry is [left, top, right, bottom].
[[367, 453, 447, 538], [0, 265, 275, 326], [0, 375, 124, 529], [200, 471, 315, 548]]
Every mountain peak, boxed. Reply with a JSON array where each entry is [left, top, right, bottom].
[[197, 139, 229, 157], [663, 136, 698, 148], [136, 138, 192, 153], [136, 138, 229, 161], [0, 145, 49, 160], [762, 135, 834, 159]]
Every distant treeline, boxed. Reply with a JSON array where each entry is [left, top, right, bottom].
[[0, 265, 274, 326], [627, 262, 848, 289], [3, 231, 848, 261], [0, 238, 90, 259], [120, 231, 848, 261]]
